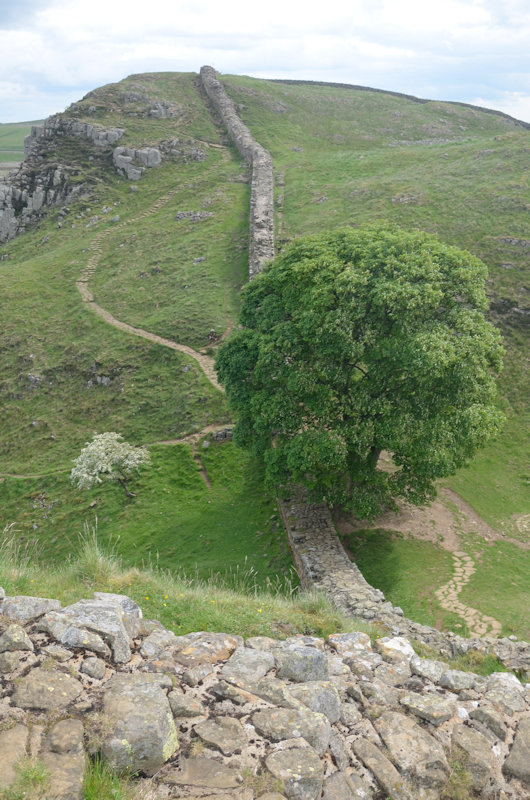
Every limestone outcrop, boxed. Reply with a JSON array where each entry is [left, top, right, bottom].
[[1, 589, 529, 799], [113, 145, 162, 180], [23, 118, 124, 158], [200, 65, 275, 279], [0, 115, 125, 243]]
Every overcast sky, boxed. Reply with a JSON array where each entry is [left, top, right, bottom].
[[1, 0, 529, 124]]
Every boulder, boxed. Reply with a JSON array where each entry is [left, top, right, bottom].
[[276, 646, 328, 682], [165, 756, 241, 789], [194, 716, 247, 754], [41, 719, 85, 799], [502, 715, 530, 785], [287, 681, 341, 723], [353, 738, 413, 800], [168, 688, 205, 717], [101, 674, 178, 774], [172, 631, 241, 666], [46, 596, 133, 662], [80, 656, 106, 680], [439, 669, 479, 692], [265, 746, 324, 800], [220, 645, 275, 686], [0, 724, 28, 790], [252, 707, 331, 755], [327, 632, 371, 655], [399, 691, 455, 726], [410, 654, 446, 683], [39, 612, 111, 659], [0, 595, 61, 622], [0, 623, 34, 652], [373, 636, 415, 663], [322, 771, 373, 799], [375, 710, 449, 787], [452, 725, 494, 791], [11, 666, 82, 710]]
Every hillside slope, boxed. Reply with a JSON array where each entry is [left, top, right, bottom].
[[0, 70, 528, 633]]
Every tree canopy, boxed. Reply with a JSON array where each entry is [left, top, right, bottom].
[[215, 226, 504, 518], [71, 432, 151, 498]]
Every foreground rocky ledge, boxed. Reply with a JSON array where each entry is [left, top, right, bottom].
[[1, 589, 529, 799]]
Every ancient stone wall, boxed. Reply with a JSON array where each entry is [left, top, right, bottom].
[[278, 492, 530, 676], [1, 588, 529, 799], [200, 66, 275, 279], [197, 77, 530, 679]]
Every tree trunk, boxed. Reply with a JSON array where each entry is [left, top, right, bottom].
[[367, 447, 381, 471], [117, 477, 136, 498]]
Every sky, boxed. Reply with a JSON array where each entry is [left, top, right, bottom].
[[1, 0, 530, 124]]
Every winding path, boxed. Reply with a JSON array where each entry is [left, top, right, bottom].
[[434, 550, 502, 637], [76, 179, 224, 393]]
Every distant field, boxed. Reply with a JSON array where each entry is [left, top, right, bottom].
[[0, 120, 41, 176], [0, 120, 39, 159]]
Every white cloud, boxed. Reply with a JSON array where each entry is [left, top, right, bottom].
[[0, 0, 529, 122]]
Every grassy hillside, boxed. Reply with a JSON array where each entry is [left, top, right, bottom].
[[222, 75, 529, 535], [0, 120, 37, 159], [1, 71, 528, 635]]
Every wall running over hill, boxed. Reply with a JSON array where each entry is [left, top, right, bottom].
[[200, 65, 275, 279], [201, 71, 530, 677]]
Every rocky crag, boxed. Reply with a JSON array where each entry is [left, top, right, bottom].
[[0, 110, 200, 243], [200, 66, 275, 278], [0, 117, 125, 243], [1, 589, 529, 799]]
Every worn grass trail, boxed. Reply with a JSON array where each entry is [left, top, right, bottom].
[[76, 177, 224, 392]]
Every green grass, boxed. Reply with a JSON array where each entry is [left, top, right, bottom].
[[0, 121, 39, 161], [83, 758, 133, 800], [1, 71, 528, 634], [0, 759, 50, 800], [461, 536, 530, 640], [447, 414, 530, 538], [90, 151, 249, 350], [341, 528, 466, 633], [0, 440, 294, 589], [0, 525, 369, 641], [341, 526, 530, 639]]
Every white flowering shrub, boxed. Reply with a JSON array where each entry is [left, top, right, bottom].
[[71, 432, 151, 497]]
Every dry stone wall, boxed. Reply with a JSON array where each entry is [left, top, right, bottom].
[[1, 588, 529, 799], [198, 76, 530, 680], [200, 66, 275, 279], [277, 493, 530, 678]]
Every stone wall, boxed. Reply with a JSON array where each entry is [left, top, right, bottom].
[[278, 492, 530, 677], [200, 65, 275, 279], [1, 588, 529, 799], [198, 77, 530, 679]]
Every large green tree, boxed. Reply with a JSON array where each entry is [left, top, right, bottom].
[[216, 226, 504, 518]]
